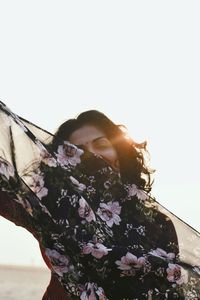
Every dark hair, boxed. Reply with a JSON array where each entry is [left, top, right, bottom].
[[51, 110, 154, 192]]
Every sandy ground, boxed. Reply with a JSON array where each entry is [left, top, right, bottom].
[[0, 265, 51, 300]]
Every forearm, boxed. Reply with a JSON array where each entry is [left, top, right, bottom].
[[0, 190, 36, 235]]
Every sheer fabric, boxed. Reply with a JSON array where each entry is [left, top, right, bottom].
[[0, 101, 200, 300]]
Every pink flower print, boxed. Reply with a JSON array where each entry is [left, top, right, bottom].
[[40, 149, 57, 167], [127, 184, 148, 201], [80, 283, 106, 300], [115, 252, 146, 271], [43, 153, 57, 167], [166, 263, 188, 285], [97, 201, 121, 227], [45, 248, 69, 276], [149, 248, 175, 260], [56, 142, 83, 167], [96, 286, 107, 300], [83, 241, 112, 259], [80, 282, 97, 300], [0, 158, 15, 180], [78, 197, 96, 222], [70, 176, 86, 192], [29, 172, 48, 200], [35, 140, 57, 167]]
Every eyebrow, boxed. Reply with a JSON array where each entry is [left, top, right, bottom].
[[77, 136, 107, 148]]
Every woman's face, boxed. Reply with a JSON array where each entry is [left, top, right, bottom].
[[68, 125, 119, 170]]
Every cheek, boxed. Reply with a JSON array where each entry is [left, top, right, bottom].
[[99, 148, 118, 164]]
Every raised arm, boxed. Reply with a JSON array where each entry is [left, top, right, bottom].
[[0, 190, 37, 237]]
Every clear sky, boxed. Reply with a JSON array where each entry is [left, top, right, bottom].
[[0, 1, 199, 267]]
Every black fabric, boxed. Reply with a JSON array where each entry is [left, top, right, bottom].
[[0, 101, 200, 299]]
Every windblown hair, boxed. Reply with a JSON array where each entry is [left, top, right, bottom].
[[51, 110, 154, 192]]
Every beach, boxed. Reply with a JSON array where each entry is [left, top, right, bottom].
[[0, 265, 50, 300]]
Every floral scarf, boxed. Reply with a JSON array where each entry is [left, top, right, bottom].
[[0, 101, 200, 300]]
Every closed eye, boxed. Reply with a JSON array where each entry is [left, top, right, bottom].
[[93, 138, 111, 149]]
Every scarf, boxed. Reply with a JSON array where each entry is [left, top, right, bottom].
[[0, 101, 200, 300]]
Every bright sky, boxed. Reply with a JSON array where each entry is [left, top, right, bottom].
[[0, 1, 199, 267]]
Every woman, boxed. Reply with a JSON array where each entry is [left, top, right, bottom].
[[0, 102, 200, 299], [42, 110, 179, 299]]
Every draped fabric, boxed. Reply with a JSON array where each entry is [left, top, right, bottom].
[[0, 101, 200, 300], [0, 189, 68, 300]]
